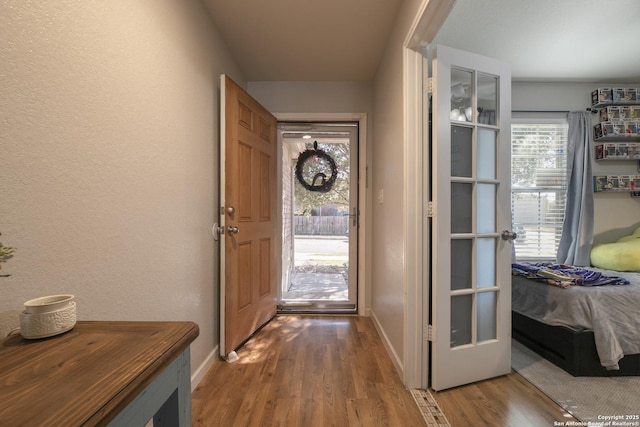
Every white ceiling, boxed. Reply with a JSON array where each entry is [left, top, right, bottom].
[[202, 0, 403, 81], [434, 0, 640, 83], [203, 0, 640, 83]]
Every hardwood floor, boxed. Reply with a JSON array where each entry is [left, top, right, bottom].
[[191, 315, 578, 426], [431, 370, 579, 426], [192, 315, 425, 426]]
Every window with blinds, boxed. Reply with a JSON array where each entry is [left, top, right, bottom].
[[511, 122, 568, 260]]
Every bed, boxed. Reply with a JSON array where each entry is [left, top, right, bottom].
[[511, 263, 640, 376]]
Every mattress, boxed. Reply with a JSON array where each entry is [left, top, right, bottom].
[[512, 267, 640, 370]]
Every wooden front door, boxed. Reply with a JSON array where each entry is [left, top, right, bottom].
[[219, 75, 277, 357]]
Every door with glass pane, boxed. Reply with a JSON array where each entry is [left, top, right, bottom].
[[278, 123, 358, 312], [430, 45, 513, 391]]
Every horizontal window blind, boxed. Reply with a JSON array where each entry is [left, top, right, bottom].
[[511, 123, 568, 260]]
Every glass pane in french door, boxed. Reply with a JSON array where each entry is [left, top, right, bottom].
[[451, 68, 473, 122], [451, 239, 472, 291], [451, 126, 472, 177], [451, 294, 472, 347], [449, 65, 500, 350], [476, 237, 496, 289], [477, 129, 496, 179], [478, 74, 498, 125], [477, 291, 497, 341]]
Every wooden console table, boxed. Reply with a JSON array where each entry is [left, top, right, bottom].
[[0, 321, 199, 426]]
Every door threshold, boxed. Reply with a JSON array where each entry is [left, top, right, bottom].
[[279, 301, 314, 308], [278, 301, 356, 314]]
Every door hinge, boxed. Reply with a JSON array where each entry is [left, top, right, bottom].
[[426, 201, 434, 218], [424, 77, 433, 94], [426, 324, 433, 342]]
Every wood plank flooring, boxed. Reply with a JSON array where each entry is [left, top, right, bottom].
[[192, 315, 425, 426], [431, 370, 579, 426], [191, 315, 578, 427]]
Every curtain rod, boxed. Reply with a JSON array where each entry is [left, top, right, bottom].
[[512, 110, 569, 113], [512, 108, 596, 113]]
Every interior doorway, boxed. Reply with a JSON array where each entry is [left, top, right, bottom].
[[278, 122, 358, 313]]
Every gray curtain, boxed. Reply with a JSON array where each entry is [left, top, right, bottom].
[[556, 111, 594, 266]]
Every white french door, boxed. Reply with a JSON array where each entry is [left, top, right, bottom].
[[430, 45, 513, 391]]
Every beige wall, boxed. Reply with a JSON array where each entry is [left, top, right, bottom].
[[248, 81, 373, 116], [0, 0, 245, 381], [512, 82, 640, 244], [370, 0, 424, 373]]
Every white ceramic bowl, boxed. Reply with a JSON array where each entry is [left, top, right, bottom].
[[20, 301, 77, 339], [23, 294, 74, 314]]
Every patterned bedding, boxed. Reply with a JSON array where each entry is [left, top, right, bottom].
[[512, 263, 640, 370], [512, 262, 630, 288]]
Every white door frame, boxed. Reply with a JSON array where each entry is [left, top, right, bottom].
[[402, 47, 428, 389], [272, 112, 370, 316], [402, 0, 458, 390]]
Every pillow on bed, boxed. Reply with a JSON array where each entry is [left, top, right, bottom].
[[590, 227, 640, 272]]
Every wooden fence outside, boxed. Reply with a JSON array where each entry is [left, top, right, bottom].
[[294, 216, 349, 236]]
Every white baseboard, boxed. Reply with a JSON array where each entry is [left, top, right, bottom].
[[190, 345, 218, 392], [370, 310, 404, 378]]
